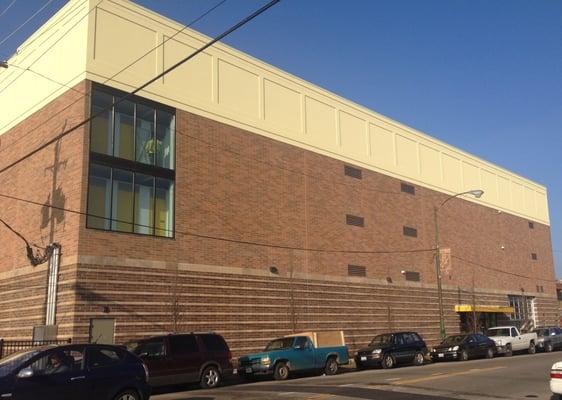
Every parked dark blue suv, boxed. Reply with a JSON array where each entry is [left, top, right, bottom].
[[0, 344, 150, 400]]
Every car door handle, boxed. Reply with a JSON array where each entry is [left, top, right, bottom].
[[70, 376, 86, 382]]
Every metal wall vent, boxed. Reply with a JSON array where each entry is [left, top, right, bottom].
[[401, 183, 415, 195], [403, 226, 418, 237], [346, 214, 364, 227], [344, 165, 362, 179], [348, 265, 366, 277], [404, 271, 420, 282]]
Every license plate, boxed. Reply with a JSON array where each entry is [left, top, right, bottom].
[[360, 356, 367, 361], [438, 353, 444, 358], [245, 367, 252, 373]]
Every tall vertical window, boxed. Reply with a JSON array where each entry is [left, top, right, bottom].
[[87, 84, 175, 237]]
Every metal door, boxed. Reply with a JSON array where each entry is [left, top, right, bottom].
[[89, 318, 115, 344]]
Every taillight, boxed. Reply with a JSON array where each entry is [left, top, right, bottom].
[[551, 372, 562, 379], [142, 362, 150, 382]]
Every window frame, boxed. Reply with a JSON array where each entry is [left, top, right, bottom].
[[86, 83, 176, 239]]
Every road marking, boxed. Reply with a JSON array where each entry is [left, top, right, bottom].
[[390, 366, 506, 385], [385, 378, 401, 381], [339, 383, 355, 386]]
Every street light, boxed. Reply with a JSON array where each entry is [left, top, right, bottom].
[[434, 189, 484, 340]]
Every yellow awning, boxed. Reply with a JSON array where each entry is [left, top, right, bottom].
[[455, 304, 514, 313]]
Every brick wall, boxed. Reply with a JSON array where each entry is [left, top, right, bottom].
[[0, 80, 557, 347]]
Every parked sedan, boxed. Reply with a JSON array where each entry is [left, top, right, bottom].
[[431, 334, 495, 362], [535, 327, 562, 352], [0, 344, 150, 400], [355, 332, 428, 369]]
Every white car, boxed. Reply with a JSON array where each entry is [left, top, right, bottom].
[[550, 361, 562, 396]]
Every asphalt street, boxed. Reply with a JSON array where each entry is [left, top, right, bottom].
[[152, 351, 562, 400]]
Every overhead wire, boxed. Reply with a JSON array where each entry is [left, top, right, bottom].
[[0, 0, 56, 48], [0, 0, 101, 98], [0, 0, 229, 157], [0, 191, 436, 255], [0, 0, 17, 19], [0, 0, 280, 177]]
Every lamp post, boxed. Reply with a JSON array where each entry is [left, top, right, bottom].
[[434, 189, 484, 340]]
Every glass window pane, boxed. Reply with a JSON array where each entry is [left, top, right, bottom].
[[156, 110, 175, 169], [111, 169, 133, 232], [91, 91, 113, 155], [155, 178, 174, 237], [87, 164, 111, 229], [114, 100, 135, 160], [134, 173, 154, 234], [135, 105, 155, 165]]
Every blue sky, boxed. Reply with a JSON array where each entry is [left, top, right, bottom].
[[1, 0, 560, 276]]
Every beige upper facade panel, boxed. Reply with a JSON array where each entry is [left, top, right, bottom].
[[0, 0, 90, 135], [0, 0, 550, 225]]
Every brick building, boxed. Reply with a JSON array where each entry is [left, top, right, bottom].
[[0, 0, 557, 355]]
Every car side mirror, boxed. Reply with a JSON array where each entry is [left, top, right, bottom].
[[17, 368, 34, 379]]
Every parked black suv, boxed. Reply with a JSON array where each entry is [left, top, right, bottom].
[[132, 333, 232, 389], [0, 344, 150, 400], [355, 332, 428, 369]]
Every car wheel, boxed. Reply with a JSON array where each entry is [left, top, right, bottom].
[[459, 350, 468, 361], [528, 342, 536, 354], [274, 361, 290, 381], [325, 357, 338, 375], [505, 344, 513, 357], [381, 354, 394, 369], [200, 365, 221, 389], [486, 348, 494, 359], [546, 343, 554, 353], [113, 390, 140, 400], [413, 352, 424, 366]]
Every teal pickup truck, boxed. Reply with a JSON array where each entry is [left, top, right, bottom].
[[238, 331, 349, 380]]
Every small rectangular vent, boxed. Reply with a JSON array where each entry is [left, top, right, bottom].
[[528, 221, 534, 229], [346, 214, 364, 227], [404, 271, 420, 282], [403, 226, 418, 237], [344, 165, 362, 179], [401, 183, 415, 195], [348, 265, 366, 277], [531, 253, 538, 260]]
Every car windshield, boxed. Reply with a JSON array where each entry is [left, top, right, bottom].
[[441, 335, 467, 345], [264, 337, 294, 351], [369, 334, 393, 346], [0, 349, 41, 378], [487, 328, 510, 337]]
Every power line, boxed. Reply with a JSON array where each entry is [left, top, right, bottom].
[[0, 0, 224, 148], [0, 0, 17, 19], [16, 0, 88, 53], [451, 255, 556, 283], [0, 0, 101, 97], [5, 62, 86, 93], [0, 0, 248, 169], [0, 0, 55, 48], [0, 191, 435, 255]]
